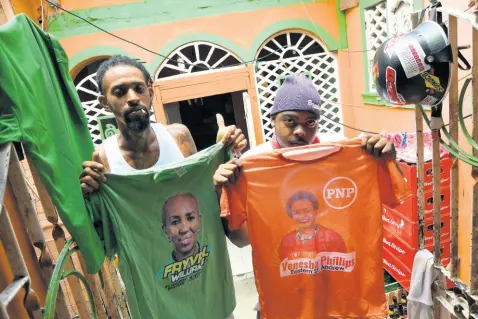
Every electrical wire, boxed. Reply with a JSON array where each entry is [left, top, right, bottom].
[[25, 177, 41, 199], [456, 77, 478, 148], [41, 0, 412, 60], [335, 122, 379, 134], [464, 4, 475, 12], [319, 95, 473, 132], [419, 105, 478, 165], [459, 71, 472, 81], [44, 0, 385, 134], [42, 0, 207, 69], [298, 0, 388, 54], [43, 0, 467, 60], [45, 0, 474, 136], [43, 0, 296, 70], [417, 76, 478, 166], [299, 0, 322, 41], [46, 15, 59, 32]]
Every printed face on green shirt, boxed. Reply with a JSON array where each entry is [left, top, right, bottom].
[[162, 193, 201, 261]]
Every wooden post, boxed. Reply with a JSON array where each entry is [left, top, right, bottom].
[[415, 107, 426, 250], [0, 205, 42, 319], [100, 261, 121, 319], [431, 106, 443, 318], [24, 157, 72, 317], [26, 153, 128, 317], [106, 260, 129, 318], [78, 253, 108, 319], [8, 147, 70, 318], [470, 13, 478, 295], [7, 150, 45, 249], [447, 15, 460, 279], [152, 87, 168, 124], [38, 248, 70, 319], [26, 157, 58, 225], [432, 120, 442, 267], [412, 13, 426, 250], [52, 226, 90, 318]]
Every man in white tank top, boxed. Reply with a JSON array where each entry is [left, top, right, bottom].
[[79, 56, 246, 319], [79, 55, 246, 191]]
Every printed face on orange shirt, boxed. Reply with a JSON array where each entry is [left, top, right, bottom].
[[290, 200, 317, 230], [286, 191, 319, 231]]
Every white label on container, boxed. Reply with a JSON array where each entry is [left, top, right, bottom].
[[395, 39, 431, 79], [420, 95, 439, 106]]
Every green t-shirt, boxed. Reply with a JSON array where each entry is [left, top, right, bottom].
[[86, 143, 236, 319], [0, 14, 101, 273]]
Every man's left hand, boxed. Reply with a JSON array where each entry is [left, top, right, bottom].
[[216, 114, 248, 152], [361, 134, 396, 160]]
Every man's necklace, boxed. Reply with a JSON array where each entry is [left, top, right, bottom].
[[296, 224, 318, 242]]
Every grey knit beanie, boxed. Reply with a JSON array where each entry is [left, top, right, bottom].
[[270, 74, 321, 117]]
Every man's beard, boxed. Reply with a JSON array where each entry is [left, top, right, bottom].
[[124, 104, 151, 134]]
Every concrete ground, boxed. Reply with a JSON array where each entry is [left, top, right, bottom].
[[232, 274, 258, 319]]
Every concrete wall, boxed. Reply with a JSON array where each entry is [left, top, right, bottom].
[[45, 1, 345, 80]]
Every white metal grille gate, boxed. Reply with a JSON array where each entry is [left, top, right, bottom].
[[75, 72, 109, 145], [365, 2, 388, 91], [254, 32, 343, 142]]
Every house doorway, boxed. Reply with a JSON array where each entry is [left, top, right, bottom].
[[163, 91, 250, 152], [152, 66, 259, 277]]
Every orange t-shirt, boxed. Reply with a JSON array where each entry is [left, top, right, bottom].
[[221, 139, 411, 319]]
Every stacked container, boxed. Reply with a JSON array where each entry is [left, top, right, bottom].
[[382, 155, 452, 290]]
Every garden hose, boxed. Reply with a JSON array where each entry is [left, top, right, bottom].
[[417, 76, 478, 166]]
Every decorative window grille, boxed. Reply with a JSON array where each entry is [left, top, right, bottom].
[[364, 0, 415, 93], [387, 0, 413, 37], [254, 31, 343, 142], [155, 42, 242, 80], [74, 59, 109, 145], [365, 1, 388, 92]]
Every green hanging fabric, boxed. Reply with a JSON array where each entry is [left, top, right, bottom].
[[0, 14, 104, 273]]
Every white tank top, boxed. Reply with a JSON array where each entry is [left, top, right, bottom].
[[103, 123, 185, 174]]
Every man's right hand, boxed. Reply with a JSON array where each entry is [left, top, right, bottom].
[[213, 158, 242, 197], [80, 151, 107, 196], [213, 159, 242, 185]]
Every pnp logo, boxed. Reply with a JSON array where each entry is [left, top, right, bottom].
[[323, 177, 358, 209]]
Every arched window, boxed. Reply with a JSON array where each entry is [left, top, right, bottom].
[[155, 42, 242, 80], [74, 59, 109, 144], [254, 31, 343, 141]]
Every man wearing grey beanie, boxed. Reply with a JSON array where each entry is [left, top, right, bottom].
[[213, 73, 396, 318], [214, 73, 396, 181]]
